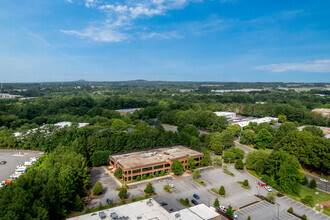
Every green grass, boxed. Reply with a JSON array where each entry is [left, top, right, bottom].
[[223, 170, 235, 176], [193, 178, 206, 185], [211, 188, 226, 197], [247, 170, 260, 179], [286, 185, 330, 216], [179, 198, 191, 207], [237, 181, 251, 189]]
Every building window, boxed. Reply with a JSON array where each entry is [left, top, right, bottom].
[[154, 165, 164, 170], [133, 169, 141, 174], [128, 177, 131, 181], [128, 171, 131, 175], [142, 167, 153, 172], [133, 175, 140, 180], [185, 160, 187, 163], [165, 163, 171, 167], [194, 158, 199, 161]]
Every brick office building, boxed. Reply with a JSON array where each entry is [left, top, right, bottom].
[[109, 145, 204, 182]]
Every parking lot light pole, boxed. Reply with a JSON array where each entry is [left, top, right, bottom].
[[277, 204, 280, 220]]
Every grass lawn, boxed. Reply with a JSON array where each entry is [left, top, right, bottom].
[[193, 178, 206, 185], [286, 185, 330, 216]]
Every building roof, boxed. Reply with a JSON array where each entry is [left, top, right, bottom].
[[68, 199, 220, 220], [110, 145, 203, 169]]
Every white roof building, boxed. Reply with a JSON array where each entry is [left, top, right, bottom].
[[214, 112, 236, 119], [68, 199, 220, 220], [232, 117, 278, 128]]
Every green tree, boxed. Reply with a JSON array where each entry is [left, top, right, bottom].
[[171, 160, 184, 175], [266, 192, 276, 203], [301, 195, 313, 207], [111, 119, 127, 131], [288, 207, 293, 213], [273, 122, 297, 144], [254, 128, 272, 149], [200, 151, 212, 166], [93, 181, 103, 195], [148, 173, 153, 178], [302, 125, 324, 138], [160, 170, 165, 176], [115, 167, 122, 179], [309, 179, 317, 189], [154, 171, 159, 177], [278, 115, 287, 122], [144, 183, 154, 194], [213, 198, 220, 207], [142, 174, 147, 180], [188, 156, 196, 170], [118, 187, 127, 199], [240, 130, 255, 145], [254, 123, 276, 136], [193, 169, 200, 179], [235, 159, 244, 170], [223, 147, 245, 163], [226, 205, 234, 217], [136, 176, 141, 181], [219, 185, 225, 196], [301, 176, 308, 185], [182, 124, 199, 137], [302, 214, 307, 220], [91, 150, 111, 166], [243, 179, 249, 187], [185, 198, 190, 206], [247, 216, 251, 220]]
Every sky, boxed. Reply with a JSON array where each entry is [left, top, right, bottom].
[[1, 0, 330, 83]]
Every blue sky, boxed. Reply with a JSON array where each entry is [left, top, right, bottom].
[[1, 0, 330, 82]]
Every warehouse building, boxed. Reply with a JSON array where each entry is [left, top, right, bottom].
[[109, 145, 203, 182], [214, 111, 236, 119]]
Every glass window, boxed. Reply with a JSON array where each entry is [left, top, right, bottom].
[[128, 171, 131, 175], [154, 165, 164, 170], [165, 163, 171, 167], [133, 169, 141, 174], [142, 167, 153, 172]]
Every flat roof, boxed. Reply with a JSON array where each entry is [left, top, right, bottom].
[[110, 145, 203, 169], [171, 204, 220, 219]]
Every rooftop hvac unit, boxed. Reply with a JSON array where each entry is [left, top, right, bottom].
[[140, 152, 154, 158], [175, 213, 181, 218], [167, 148, 180, 153]]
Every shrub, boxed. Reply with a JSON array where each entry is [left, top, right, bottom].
[[219, 185, 225, 196], [266, 192, 276, 203], [114, 168, 122, 179], [118, 187, 127, 199], [184, 198, 189, 206], [163, 185, 172, 193], [302, 214, 307, 220], [136, 176, 141, 181], [144, 183, 154, 194], [160, 170, 165, 176], [235, 159, 244, 170], [154, 171, 159, 177], [243, 179, 249, 187], [288, 207, 293, 213], [179, 198, 190, 207], [301, 176, 308, 185], [193, 170, 200, 179], [301, 195, 313, 206], [73, 195, 84, 211], [226, 205, 234, 217], [247, 216, 251, 220], [92, 182, 103, 195], [142, 174, 147, 180], [213, 198, 220, 207], [148, 173, 153, 178], [309, 179, 317, 189]]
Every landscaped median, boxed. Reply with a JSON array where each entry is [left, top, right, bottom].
[[211, 185, 226, 197], [237, 180, 251, 189], [163, 185, 172, 193], [179, 198, 191, 207]]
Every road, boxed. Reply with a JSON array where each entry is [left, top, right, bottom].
[[234, 141, 255, 153], [305, 173, 329, 193]]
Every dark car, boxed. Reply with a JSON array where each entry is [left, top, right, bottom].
[[160, 202, 168, 206], [191, 199, 198, 205], [0, 160, 6, 165], [106, 198, 112, 204], [193, 194, 199, 199]]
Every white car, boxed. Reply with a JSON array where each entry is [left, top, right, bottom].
[[219, 206, 227, 212], [233, 214, 238, 219], [169, 183, 174, 188], [265, 186, 272, 192], [320, 179, 328, 183]]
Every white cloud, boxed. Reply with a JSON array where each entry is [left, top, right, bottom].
[[255, 60, 330, 73], [140, 31, 183, 39], [62, 0, 197, 42]]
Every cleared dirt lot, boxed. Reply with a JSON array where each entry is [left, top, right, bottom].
[[0, 149, 42, 183]]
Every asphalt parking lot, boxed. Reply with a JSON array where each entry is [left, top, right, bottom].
[[0, 149, 42, 183]]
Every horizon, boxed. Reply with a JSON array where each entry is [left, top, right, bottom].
[[1, 0, 330, 82]]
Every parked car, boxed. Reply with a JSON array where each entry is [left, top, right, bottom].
[[98, 211, 106, 219], [0, 160, 6, 165], [233, 213, 238, 219], [265, 186, 272, 192], [219, 206, 227, 212], [160, 202, 168, 206], [106, 198, 112, 204], [191, 199, 198, 205], [169, 183, 174, 188], [258, 181, 266, 187], [320, 179, 328, 183], [193, 194, 200, 199]]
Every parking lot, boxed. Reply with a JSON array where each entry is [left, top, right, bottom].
[[0, 149, 42, 183], [94, 165, 330, 220]]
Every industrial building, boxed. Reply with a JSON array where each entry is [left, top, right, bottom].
[[214, 111, 236, 119], [109, 146, 203, 182], [68, 198, 221, 220], [230, 117, 279, 128]]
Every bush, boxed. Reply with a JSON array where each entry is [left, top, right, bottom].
[[226, 205, 234, 217], [163, 185, 172, 193], [114, 168, 122, 179], [160, 170, 165, 176], [144, 183, 154, 194], [142, 174, 147, 180], [302, 214, 307, 220], [219, 185, 225, 196], [118, 187, 127, 199], [247, 216, 251, 220], [185, 198, 189, 205], [213, 198, 220, 207], [179, 198, 190, 207], [243, 179, 249, 187], [73, 195, 84, 211], [148, 173, 153, 179], [288, 207, 293, 213], [235, 159, 244, 170], [266, 192, 276, 204], [309, 179, 317, 189], [301, 176, 308, 185], [154, 171, 159, 177], [92, 182, 103, 195], [301, 195, 313, 206], [136, 176, 141, 181]]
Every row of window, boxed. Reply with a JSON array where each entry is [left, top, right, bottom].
[[124, 170, 170, 181]]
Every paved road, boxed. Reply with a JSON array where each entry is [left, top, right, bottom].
[[234, 141, 255, 153], [305, 173, 329, 193]]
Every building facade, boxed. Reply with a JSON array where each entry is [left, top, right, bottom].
[[109, 146, 203, 182]]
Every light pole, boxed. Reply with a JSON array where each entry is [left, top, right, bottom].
[[277, 204, 280, 220]]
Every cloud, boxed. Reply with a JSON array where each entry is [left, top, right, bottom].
[[255, 59, 330, 73], [61, 0, 198, 42]]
